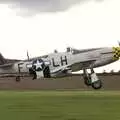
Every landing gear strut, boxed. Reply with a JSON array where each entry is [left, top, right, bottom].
[[83, 69, 91, 86], [83, 68, 102, 89]]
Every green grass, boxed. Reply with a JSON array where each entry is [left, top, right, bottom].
[[0, 91, 120, 120]]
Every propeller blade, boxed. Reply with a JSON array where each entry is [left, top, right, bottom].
[[117, 40, 120, 46], [113, 47, 120, 60]]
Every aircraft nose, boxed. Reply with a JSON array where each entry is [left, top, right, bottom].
[[112, 47, 120, 60]]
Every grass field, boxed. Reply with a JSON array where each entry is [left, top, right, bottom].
[[0, 91, 120, 120]]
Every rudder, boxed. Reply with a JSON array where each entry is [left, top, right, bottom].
[[0, 53, 6, 65]]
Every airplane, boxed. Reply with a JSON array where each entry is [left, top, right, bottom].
[[0, 44, 120, 90]]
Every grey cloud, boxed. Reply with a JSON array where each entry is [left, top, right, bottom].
[[1, 0, 105, 16]]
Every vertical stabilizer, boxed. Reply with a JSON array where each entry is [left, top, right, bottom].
[[0, 53, 6, 64]]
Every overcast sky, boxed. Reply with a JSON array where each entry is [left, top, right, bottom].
[[0, 0, 120, 72]]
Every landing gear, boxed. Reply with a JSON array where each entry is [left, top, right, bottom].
[[83, 69, 91, 86], [83, 68, 102, 89], [16, 76, 20, 82], [92, 80, 102, 89]]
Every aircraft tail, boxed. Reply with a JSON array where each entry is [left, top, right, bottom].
[[0, 53, 7, 65]]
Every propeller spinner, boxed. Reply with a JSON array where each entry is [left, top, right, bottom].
[[112, 41, 120, 60]]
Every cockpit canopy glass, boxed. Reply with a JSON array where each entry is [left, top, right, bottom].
[[66, 47, 101, 55]]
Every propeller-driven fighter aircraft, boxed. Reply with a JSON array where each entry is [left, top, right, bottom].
[[0, 44, 120, 90]]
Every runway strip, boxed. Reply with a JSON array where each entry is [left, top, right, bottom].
[[0, 74, 120, 90]]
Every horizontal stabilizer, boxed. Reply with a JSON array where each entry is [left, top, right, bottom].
[[0, 63, 13, 68]]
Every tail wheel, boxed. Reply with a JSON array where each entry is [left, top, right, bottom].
[[16, 76, 20, 82], [92, 80, 102, 89]]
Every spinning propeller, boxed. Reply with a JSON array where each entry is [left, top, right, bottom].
[[112, 41, 120, 60]]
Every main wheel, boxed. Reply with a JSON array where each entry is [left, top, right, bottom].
[[84, 76, 91, 86], [92, 80, 102, 89]]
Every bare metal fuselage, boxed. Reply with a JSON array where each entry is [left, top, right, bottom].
[[0, 47, 117, 77]]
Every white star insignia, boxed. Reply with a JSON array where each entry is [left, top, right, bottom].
[[33, 60, 43, 69]]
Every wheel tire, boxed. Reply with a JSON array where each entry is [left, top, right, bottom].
[[92, 80, 102, 89], [84, 77, 91, 86], [16, 76, 20, 82]]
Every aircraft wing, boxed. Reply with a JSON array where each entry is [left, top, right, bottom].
[[51, 59, 96, 77], [51, 65, 71, 74], [70, 60, 96, 72]]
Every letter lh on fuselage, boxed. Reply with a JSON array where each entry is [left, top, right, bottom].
[[52, 56, 68, 67], [0, 45, 120, 90]]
